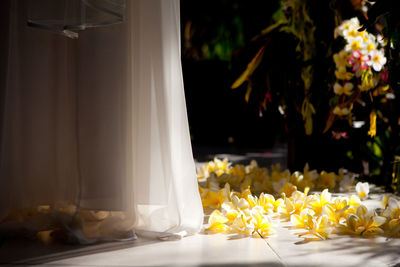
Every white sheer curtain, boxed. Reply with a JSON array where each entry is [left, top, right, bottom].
[[0, 0, 203, 242]]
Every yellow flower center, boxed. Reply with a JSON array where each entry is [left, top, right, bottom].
[[351, 41, 361, 50], [374, 55, 380, 62], [359, 191, 366, 199], [348, 29, 358, 38], [367, 43, 375, 51]]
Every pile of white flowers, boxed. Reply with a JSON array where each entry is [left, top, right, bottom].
[[198, 158, 400, 241]]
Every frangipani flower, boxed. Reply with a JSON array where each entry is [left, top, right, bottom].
[[347, 50, 370, 77], [221, 202, 239, 222], [337, 17, 360, 38], [240, 177, 253, 192], [345, 36, 366, 52], [334, 82, 353, 96], [361, 37, 377, 54], [291, 208, 315, 229], [280, 193, 308, 219], [348, 194, 361, 207], [231, 212, 253, 234], [323, 203, 348, 225], [317, 172, 336, 190], [309, 189, 332, 215], [228, 164, 246, 181], [206, 158, 231, 177], [197, 165, 209, 180], [387, 217, 400, 237], [382, 197, 400, 220], [251, 207, 275, 237], [231, 195, 250, 211], [206, 210, 230, 233], [368, 49, 387, 72], [355, 182, 369, 200], [221, 183, 232, 202], [202, 189, 226, 209], [330, 196, 357, 218], [303, 163, 318, 182], [292, 188, 310, 203], [339, 173, 356, 192], [258, 193, 283, 213], [340, 205, 386, 237], [240, 187, 253, 200], [299, 214, 332, 240], [247, 195, 258, 208], [343, 27, 361, 39], [272, 178, 287, 194], [282, 182, 297, 198]]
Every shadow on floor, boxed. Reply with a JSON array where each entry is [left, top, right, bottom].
[[0, 236, 158, 265], [197, 263, 283, 267], [193, 145, 288, 169]]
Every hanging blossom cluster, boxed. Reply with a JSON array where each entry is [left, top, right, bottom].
[[198, 158, 400, 240], [330, 18, 389, 136]]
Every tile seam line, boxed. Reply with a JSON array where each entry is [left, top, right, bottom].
[[257, 230, 287, 267]]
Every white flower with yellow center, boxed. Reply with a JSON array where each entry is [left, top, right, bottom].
[[206, 210, 230, 233], [250, 206, 275, 237], [355, 182, 369, 200], [348, 194, 361, 207], [368, 49, 387, 72], [291, 208, 315, 228], [221, 202, 239, 222], [309, 189, 332, 215], [343, 27, 361, 40], [258, 193, 281, 213], [196, 165, 209, 180], [299, 214, 332, 240], [231, 195, 250, 214], [384, 199, 400, 237], [345, 36, 366, 52], [201, 188, 226, 209], [341, 205, 386, 237], [383, 197, 400, 220], [337, 17, 360, 37], [272, 178, 287, 195], [362, 34, 377, 54], [333, 82, 353, 95], [231, 212, 253, 235]]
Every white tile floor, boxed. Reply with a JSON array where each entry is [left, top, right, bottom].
[[2, 195, 400, 267]]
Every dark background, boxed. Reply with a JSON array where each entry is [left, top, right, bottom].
[[181, 1, 286, 153]]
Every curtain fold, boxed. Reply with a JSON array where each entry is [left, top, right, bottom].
[[0, 0, 203, 242]]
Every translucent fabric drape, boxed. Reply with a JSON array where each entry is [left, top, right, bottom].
[[0, 0, 203, 242], [27, 0, 126, 39]]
